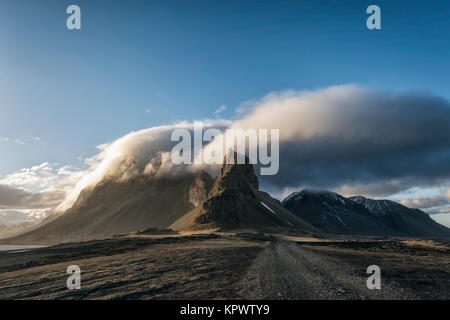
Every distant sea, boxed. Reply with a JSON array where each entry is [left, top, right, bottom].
[[0, 245, 47, 253]]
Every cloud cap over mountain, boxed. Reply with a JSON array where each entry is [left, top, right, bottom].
[[236, 85, 450, 199], [2, 85, 450, 225]]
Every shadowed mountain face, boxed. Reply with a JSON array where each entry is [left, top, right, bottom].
[[282, 189, 450, 238], [7, 170, 213, 244], [349, 196, 450, 238], [171, 158, 318, 234]]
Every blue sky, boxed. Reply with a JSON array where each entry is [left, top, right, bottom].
[[1, 0, 450, 176]]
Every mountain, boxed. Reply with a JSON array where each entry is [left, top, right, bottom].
[[0, 221, 40, 239], [349, 196, 450, 238], [7, 170, 213, 244], [282, 189, 450, 238], [170, 156, 319, 234], [0, 210, 45, 239]]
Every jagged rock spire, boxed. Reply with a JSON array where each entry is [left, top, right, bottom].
[[210, 152, 259, 197]]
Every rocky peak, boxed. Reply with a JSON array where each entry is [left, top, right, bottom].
[[210, 152, 259, 197]]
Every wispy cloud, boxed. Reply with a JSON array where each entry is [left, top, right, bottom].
[[0, 137, 46, 146], [14, 139, 26, 145], [400, 188, 450, 211], [32, 136, 46, 146], [214, 105, 227, 116]]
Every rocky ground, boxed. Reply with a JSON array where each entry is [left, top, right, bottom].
[[0, 234, 448, 299]]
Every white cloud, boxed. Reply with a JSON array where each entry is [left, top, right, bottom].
[[0, 137, 45, 146], [0, 184, 64, 210], [32, 136, 46, 146], [0, 209, 52, 225], [0, 162, 73, 191], [0, 161, 88, 221], [57, 119, 230, 211], [401, 196, 449, 210], [14, 139, 26, 145], [214, 105, 227, 115], [400, 188, 450, 212]]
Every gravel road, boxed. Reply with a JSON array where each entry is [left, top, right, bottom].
[[239, 242, 418, 299], [0, 236, 447, 299]]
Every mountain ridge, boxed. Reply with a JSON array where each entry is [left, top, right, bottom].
[[282, 189, 450, 238], [5, 162, 450, 243]]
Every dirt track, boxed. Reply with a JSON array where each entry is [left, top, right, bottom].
[[0, 235, 448, 299], [240, 243, 417, 299]]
